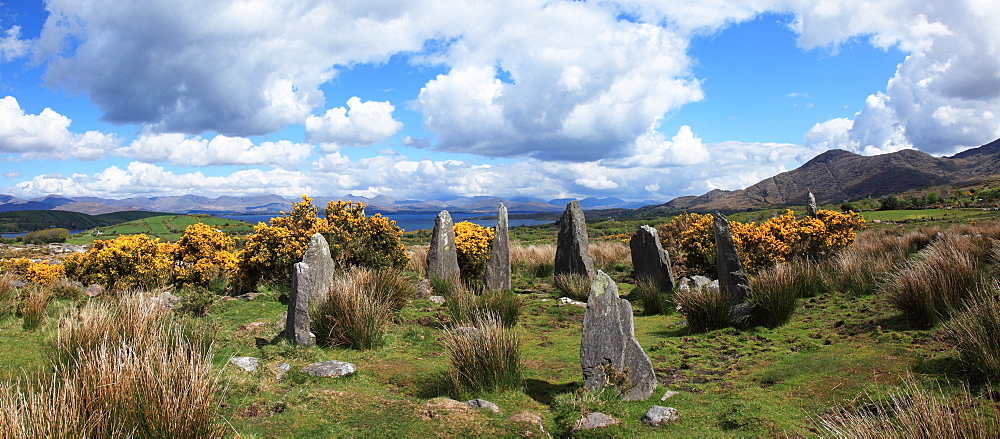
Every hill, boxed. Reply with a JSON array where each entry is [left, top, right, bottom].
[[0, 210, 168, 233], [639, 137, 1000, 214]]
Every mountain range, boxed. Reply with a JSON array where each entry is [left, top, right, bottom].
[[2, 137, 998, 216]]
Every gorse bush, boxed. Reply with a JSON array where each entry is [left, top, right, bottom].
[[310, 268, 414, 349], [883, 232, 991, 326], [0, 258, 65, 286], [172, 223, 238, 290], [444, 315, 523, 398], [453, 221, 494, 282], [236, 196, 408, 290], [63, 234, 172, 292]]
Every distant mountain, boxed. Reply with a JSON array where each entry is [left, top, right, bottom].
[[639, 137, 1000, 214]]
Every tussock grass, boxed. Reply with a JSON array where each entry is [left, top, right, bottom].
[[554, 273, 591, 301], [406, 245, 428, 278], [674, 285, 731, 333], [636, 279, 671, 315], [814, 378, 1000, 438], [0, 293, 222, 438], [589, 240, 631, 273], [945, 281, 1000, 379], [882, 233, 991, 326], [823, 228, 931, 296], [511, 244, 555, 278], [19, 284, 51, 330], [0, 272, 18, 318], [311, 268, 414, 349], [748, 260, 806, 328], [445, 287, 522, 328], [444, 315, 522, 397]]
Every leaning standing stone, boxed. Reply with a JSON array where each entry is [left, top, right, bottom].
[[580, 271, 657, 400], [285, 262, 315, 346], [714, 213, 753, 324], [555, 200, 595, 279], [426, 210, 461, 282], [485, 203, 511, 292], [301, 233, 335, 301], [629, 225, 675, 292]]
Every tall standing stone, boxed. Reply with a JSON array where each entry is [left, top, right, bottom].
[[426, 210, 460, 282], [555, 200, 595, 279], [302, 233, 335, 301], [806, 191, 819, 218], [580, 271, 657, 400], [485, 203, 511, 292], [629, 225, 675, 292], [713, 213, 752, 306], [285, 262, 316, 346]]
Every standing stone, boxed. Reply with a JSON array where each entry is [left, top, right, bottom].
[[580, 271, 657, 400], [302, 233, 335, 301], [555, 200, 595, 279], [285, 262, 315, 346], [806, 191, 819, 218], [629, 225, 675, 292], [713, 213, 753, 322], [426, 210, 460, 282], [485, 203, 511, 292]]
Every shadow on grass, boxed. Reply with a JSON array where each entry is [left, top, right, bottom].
[[649, 326, 688, 338], [525, 378, 578, 406]]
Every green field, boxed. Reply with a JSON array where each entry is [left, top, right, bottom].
[[0, 210, 168, 233], [67, 214, 254, 244]]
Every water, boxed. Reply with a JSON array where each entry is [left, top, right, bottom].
[[215, 212, 551, 231]]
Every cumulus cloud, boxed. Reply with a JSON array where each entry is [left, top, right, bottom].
[[0, 26, 30, 61], [117, 133, 312, 169], [0, 96, 118, 160], [304, 97, 402, 147]]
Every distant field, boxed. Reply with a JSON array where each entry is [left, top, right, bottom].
[[68, 214, 254, 244], [859, 208, 998, 228], [0, 210, 168, 233]]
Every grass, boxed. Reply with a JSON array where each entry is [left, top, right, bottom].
[[554, 273, 592, 300], [944, 282, 1000, 380], [673, 283, 732, 333], [635, 279, 671, 315], [310, 268, 414, 350], [68, 214, 253, 244], [444, 315, 523, 398]]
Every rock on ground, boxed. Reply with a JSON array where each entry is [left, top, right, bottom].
[[466, 398, 501, 413], [573, 412, 620, 431], [301, 360, 356, 378], [230, 356, 259, 372], [641, 405, 679, 426]]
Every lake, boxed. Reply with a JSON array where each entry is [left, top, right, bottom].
[[215, 212, 552, 231]]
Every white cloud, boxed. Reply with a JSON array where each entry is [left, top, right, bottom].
[[0, 26, 29, 61], [117, 133, 312, 169], [3, 172, 20, 178], [0, 96, 118, 160], [304, 97, 402, 147]]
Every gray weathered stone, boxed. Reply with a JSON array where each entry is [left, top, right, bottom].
[[229, 356, 259, 372], [428, 295, 446, 305], [426, 210, 460, 282], [275, 362, 291, 381], [660, 390, 680, 401], [84, 284, 103, 297], [466, 398, 501, 413], [301, 360, 356, 377], [641, 406, 679, 426], [485, 203, 511, 292], [415, 278, 432, 299], [630, 225, 675, 292], [580, 271, 657, 400], [806, 191, 818, 218], [714, 213, 751, 304], [302, 233, 335, 301], [285, 262, 315, 346], [573, 412, 620, 431], [555, 200, 595, 279]]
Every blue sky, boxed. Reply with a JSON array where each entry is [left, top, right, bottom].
[[1, 1, 998, 202]]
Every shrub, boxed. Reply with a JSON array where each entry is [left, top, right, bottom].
[[310, 268, 413, 349], [674, 285, 732, 333], [323, 200, 409, 269], [944, 283, 1000, 379], [554, 273, 591, 301], [172, 223, 237, 290], [814, 378, 1000, 438], [636, 279, 671, 316], [444, 315, 523, 397], [22, 228, 69, 244], [175, 286, 216, 317], [883, 233, 991, 326], [63, 235, 172, 292], [453, 221, 494, 282], [0, 258, 65, 286]]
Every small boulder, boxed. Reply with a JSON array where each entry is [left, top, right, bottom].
[[508, 411, 547, 435], [466, 398, 501, 413], [84, 284, 103, 297], [415, 278, 432, 299], [428, 295, 446, 305], [558, 296, 586, 307], [301, 360, 356, 378], [230, 356, 259, 372], [573, 412, 620, 431], [641, 405, 679, 426], [275, 362, 291, 381]]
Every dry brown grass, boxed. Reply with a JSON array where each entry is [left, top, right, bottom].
[[18, 284, 51, 330], [554, 273, 591, 300], [406, 245, 428, 278], [511, 244, 555, 278], [588, 240, 631, 272], [444, 315, 523, 398], [824, 228, 938, 296], [310, 267, 414, 349], [944, 281, 1000, 379]]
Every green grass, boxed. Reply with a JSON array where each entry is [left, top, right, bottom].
[[68, 214, 254, 243]]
